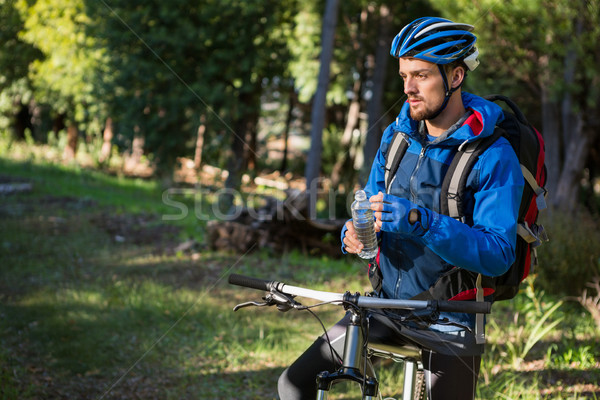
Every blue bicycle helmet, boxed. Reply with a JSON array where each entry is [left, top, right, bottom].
[[390, 17, 480, 119], [390, 17, 479, 70]]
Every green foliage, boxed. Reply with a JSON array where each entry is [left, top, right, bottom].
[[479, 283, 598, 400], [478, 371, 542, 400], [2, 0, 298, 173], [87, 0, 296, 171], [16, 0, 107, 129], [489, 281, 564, 368], [536, 210, 600, 296], [427, 0, 542, 122], [547, 342, 598, 370], [0, 0, 42, 90], [287, 0, 321, 103], [0, 0, 42, 140]]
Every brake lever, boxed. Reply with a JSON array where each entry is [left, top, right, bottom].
[[233, 300, 270, 311], [233, 291, 300, 312]]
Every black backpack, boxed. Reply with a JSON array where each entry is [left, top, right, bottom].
[[384, 94, 548, 304]]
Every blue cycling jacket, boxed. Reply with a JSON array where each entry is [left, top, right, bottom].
[[344, 92, 524, 330]]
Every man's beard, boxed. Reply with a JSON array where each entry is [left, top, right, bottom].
[[408, 97, 443, 121]]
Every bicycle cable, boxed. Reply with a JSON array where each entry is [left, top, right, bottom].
[[298, 303, 344, 366]]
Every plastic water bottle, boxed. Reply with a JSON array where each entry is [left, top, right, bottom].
[[351, 189, 378, 259]]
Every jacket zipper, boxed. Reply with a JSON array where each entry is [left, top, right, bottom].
[[410, 144, 427, 203]]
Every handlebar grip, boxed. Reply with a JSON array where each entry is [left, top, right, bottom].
[[436, 300, 492, 314], [228, 274, 272, 291]]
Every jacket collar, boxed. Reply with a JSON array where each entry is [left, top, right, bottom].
[[394, 92, 503, 145]]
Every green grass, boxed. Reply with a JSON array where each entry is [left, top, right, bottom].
[[1, 151, 599, 399]]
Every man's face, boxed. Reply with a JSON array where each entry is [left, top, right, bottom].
[[399, 58, 446, 121]]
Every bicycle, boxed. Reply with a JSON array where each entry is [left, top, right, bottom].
[[228, 273, 491, 400]]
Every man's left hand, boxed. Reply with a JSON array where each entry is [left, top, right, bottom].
[[370, 192, 430, 236]]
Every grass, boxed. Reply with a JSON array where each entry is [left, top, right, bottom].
[[1, 147, 599, 399]]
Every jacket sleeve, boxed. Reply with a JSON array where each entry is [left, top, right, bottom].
[[420, 140, 524, 277]]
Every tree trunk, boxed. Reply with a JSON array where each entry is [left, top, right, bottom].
[[99, 117, 114, 164], [330, 88, 361, 189], [124, 134, 145, 172], [52, 113, 66, 140], [550, 13, 585, 210], [225, 126, 245, 209], [63, 123, 79, 162], [330, 7, 369, 190], [540, 85, 561, 201], [304, 0, 340, 210], [224, 101, 258, 213], [13, 103, 32, 141], [246, 121, 257, 172], [554, 114, 588, 210], [280, 90, 295, 173], [361, 4, 392, 185], [194, 114, 206, 170]]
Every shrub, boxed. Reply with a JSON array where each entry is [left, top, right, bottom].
[[535, 209, 600, 297]]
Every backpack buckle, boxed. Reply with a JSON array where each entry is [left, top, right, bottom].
[[536, 188, 548, 210], [517, 222, 539, 244], [533, 223, 549, 244]]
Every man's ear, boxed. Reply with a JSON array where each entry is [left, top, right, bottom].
[[450, 66, 466, 89]]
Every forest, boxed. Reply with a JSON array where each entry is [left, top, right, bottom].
[[1, 0, 600, 398], [2, 0, 599, 210]]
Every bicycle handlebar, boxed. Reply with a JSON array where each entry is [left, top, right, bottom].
[[228, 274, 273, 291], [228, 274, 491, 314]]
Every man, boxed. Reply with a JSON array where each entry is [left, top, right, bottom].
[[278, 17, 523, 399]]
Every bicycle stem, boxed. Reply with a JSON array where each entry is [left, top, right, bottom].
[[316, 310, 379, 400]]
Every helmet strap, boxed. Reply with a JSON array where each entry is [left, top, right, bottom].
[[428, 64, 461, 120]]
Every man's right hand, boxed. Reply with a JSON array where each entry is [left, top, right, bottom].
[[342, 220, 364, 254]]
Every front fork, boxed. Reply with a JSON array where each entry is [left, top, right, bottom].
[[315, 312, 379, 400]]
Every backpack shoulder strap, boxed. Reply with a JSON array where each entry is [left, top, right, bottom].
[[484, 94, 528, 125], [521, 164, 548, 210], [485, 94, 548, 211], [384, 131, 408, 192], [441, 128, 504, 219]]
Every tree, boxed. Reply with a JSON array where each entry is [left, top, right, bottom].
[[361, 3, 393, 185], [0, 0, 43, 140], [197, 0, 295, 210], [16, 0, 107, 160], [89, 0, 295, 187], [305, 0, 340, 210], [548, 0, 600, 210], [90, 0, 206, 172], [290, 0, 436, 198]]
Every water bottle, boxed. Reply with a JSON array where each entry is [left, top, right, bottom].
[[351, 189, 378, 259]]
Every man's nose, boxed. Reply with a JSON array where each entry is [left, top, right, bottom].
[[404, 77, 417, 95]]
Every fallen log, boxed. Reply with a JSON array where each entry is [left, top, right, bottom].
[[207, 189, 346, 257], [0, 183, 33, 195]]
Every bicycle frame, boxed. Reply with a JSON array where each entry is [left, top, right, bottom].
[[229, 274, 491, 400]]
